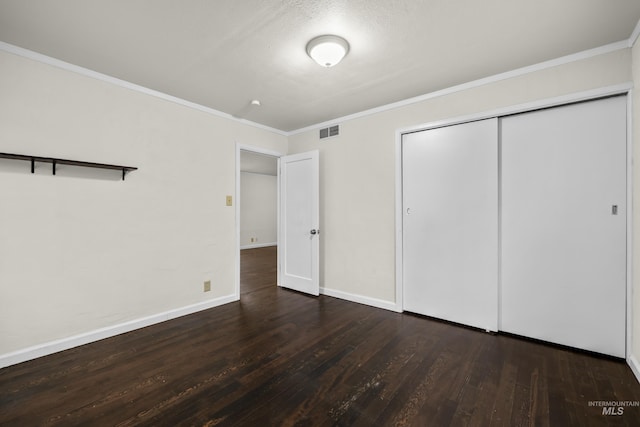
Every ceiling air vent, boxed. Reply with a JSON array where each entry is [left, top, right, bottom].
[[319, 125, 340, 140]]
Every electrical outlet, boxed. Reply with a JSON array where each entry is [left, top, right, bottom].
[[226, 195, 232, 206], [204, 280, 211, 292]]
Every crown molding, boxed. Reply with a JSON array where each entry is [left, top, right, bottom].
[[289, 40, 630, 135], [0, 35, 634, 139], [0, 41, 288, 137]]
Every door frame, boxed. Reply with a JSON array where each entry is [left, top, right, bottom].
[[235, 144, 285, 300], [394, 83, 633, 357]]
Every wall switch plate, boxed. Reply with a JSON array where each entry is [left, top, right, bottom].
[[204, 280, 211, 292], [226, 195, 232, 206]]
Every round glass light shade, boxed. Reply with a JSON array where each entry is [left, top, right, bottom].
[[306, 35, 349, 67]]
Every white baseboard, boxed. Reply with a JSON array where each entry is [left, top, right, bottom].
[[0, 294, 237, 369], [320, 287, 400, 312], [628, 354, 640, 384], [240, 242, 277, 250]]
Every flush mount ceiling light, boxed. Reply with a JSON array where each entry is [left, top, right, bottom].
[[306, 35, 350, 67]]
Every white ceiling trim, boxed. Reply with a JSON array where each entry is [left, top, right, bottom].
[[288, 40, 630, 136], [629, 18, 640, 47], [0, 41, 288, 137], [397, 82, 632, 136], [0, 35, 633, 138]]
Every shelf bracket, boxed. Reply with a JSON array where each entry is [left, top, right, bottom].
[[31, 158, 34, 174]]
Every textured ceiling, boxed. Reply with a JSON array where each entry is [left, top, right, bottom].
[[1, 1, 639, 132]]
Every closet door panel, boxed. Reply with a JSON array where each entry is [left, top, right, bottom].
[[403, 118, 498, 331], [501, 96, 627, 357]]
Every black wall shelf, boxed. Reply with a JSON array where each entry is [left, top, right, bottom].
[[0, 152, 137, 180]]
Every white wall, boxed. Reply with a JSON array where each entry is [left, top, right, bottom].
[[0, 49, 287, 358], [240, 172, 277, 248], [632, 35, 640, 368], [1, 40, 637, 369], [288, 48, 632, 307]]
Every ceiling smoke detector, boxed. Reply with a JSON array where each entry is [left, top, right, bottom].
[[306, 35, 350, 67]]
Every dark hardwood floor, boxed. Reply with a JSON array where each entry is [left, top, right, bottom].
[[240, 246, 277, 295], [1, 246, 640, 426]]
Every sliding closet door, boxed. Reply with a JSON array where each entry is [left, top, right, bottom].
[[501, 96, 627, 357], [403, 118, 498, 331]]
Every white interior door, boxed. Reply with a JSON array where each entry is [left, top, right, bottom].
[[501, 96, 627, 357], [403, 118, 499, 331], [278, 150, 320, 296]]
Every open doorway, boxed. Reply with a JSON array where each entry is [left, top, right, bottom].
[[238, 149, 280, 296]]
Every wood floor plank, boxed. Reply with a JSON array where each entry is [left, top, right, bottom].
[[2, 247, 640, 426]]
